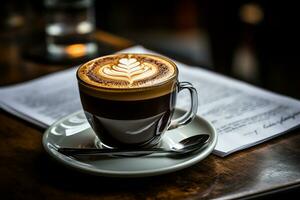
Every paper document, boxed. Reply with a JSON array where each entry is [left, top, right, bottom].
[[1, 46, 300, 156]]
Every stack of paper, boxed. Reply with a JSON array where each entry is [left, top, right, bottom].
[[1, 46, 300, 156]]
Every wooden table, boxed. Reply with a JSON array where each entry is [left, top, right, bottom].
[[0, 31, 300, 200]]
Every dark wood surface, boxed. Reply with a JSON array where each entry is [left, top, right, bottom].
[[0, 31, 300, 200]]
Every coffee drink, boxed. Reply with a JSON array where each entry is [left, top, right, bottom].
[[77, 53, 198, 148]]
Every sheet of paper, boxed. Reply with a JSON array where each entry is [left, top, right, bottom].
[[0, 68, 81, 127], [177, 66, 300, 156], [1, 45, 300, 156]]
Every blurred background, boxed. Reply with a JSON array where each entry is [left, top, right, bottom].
[[1, 0, 299, 98]]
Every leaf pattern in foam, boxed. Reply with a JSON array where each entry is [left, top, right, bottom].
[[100, 58, 157, 84]]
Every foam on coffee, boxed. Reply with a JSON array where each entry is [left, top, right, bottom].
[[78, 54, 176, 88], [77, 54, 178, 100]]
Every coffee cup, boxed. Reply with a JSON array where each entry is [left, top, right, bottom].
[[77, 53, 198, 148]]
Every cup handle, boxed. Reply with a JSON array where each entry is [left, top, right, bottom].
[[168, 82, 198, 130]]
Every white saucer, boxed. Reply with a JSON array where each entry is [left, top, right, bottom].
[[43, 109, 217, 177]]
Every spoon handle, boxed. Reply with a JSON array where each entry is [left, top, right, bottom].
[[57, 143, 208, 157], [58, 147, 175, 156]]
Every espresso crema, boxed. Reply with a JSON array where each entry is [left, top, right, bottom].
[[78, 54, 177, 89]]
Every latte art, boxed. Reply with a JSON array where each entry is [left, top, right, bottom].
[[78, 54, 177, 89], [100, 58, 157, 84]]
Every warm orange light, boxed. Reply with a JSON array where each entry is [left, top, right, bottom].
[[65, 44, 87, 58], [240, 3, 264, 25]]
